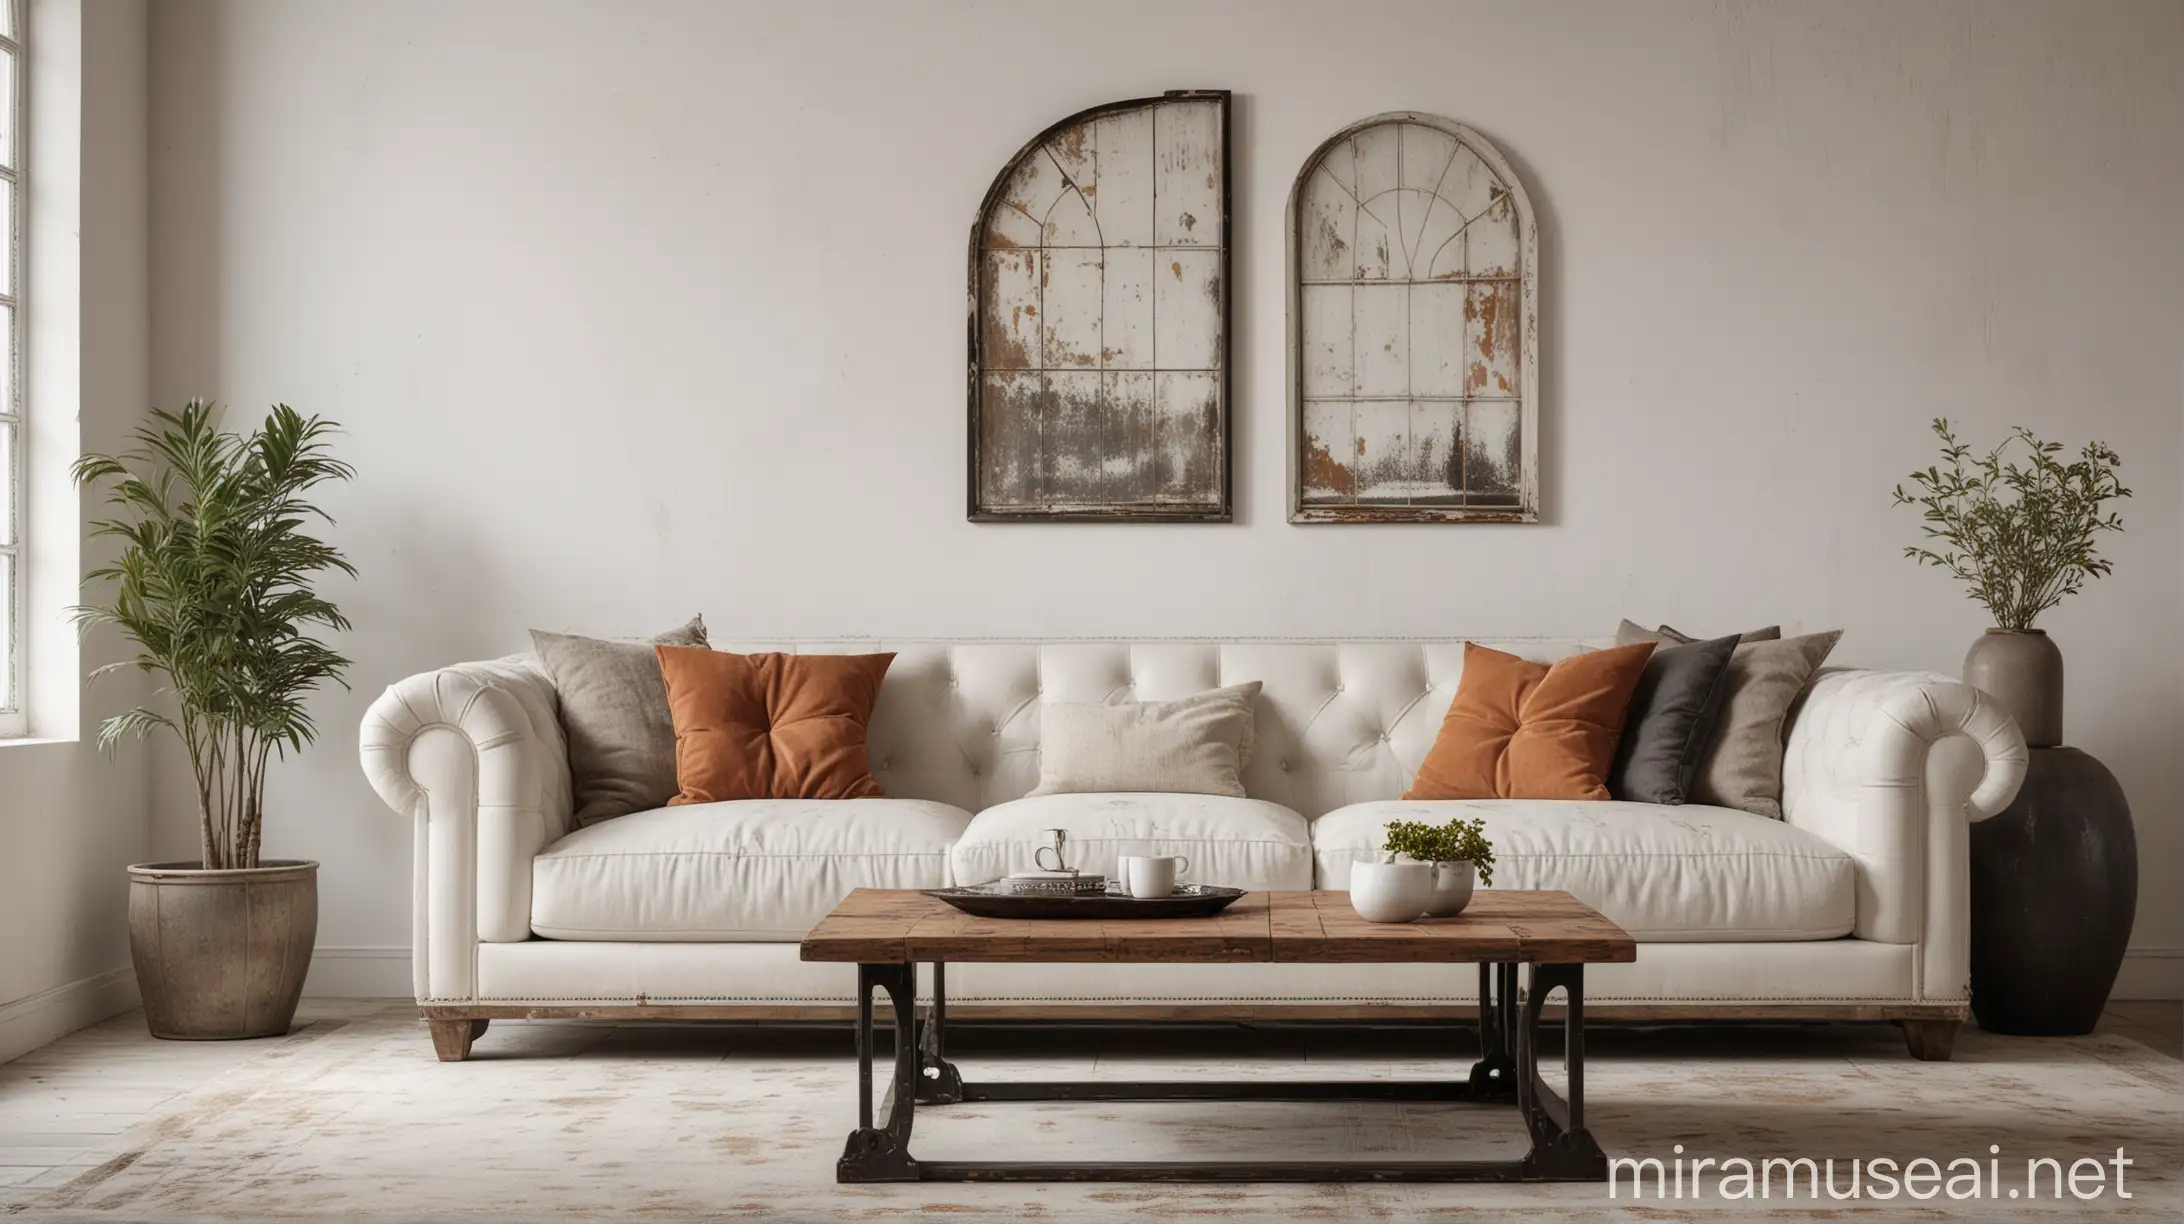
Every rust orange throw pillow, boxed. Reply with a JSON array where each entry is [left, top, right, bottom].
[[656, 647, 895, 803], [1405, 642, 1656, 801]]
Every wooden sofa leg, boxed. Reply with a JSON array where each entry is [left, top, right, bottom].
[[1902, 1019, 1958, 1061], [429, 1017, 487, 1062]]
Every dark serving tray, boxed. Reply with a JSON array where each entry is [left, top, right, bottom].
[[926, 882, 1246, 920]]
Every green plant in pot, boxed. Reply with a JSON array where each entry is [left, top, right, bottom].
[[1382, 817, 1496, 917], [1895, 417, 2138, 1036], [1892, 418, 2128, 747], [75, 400, 355, 1040]]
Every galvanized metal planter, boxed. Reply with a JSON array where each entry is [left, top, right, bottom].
[[968, 91, 1232, 522], [1287, 113, 1540, 523]]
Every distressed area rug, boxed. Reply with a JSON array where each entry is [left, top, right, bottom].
[[2, 1000, 2175, 1221]]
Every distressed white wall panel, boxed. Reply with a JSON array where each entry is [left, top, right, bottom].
[[979, 373, 1042, 507], [1298, 163, 1354, 281], [1153, 100, 1221, 248], [1464, 280, 1520, 398], [1041, 248, 1103, 370], [1043, 188, 1100, 248], [1300, 283, 1353, 397], [1101, 247, 1155, 370], [1352, 401, 1412, 497], [1468, 195, 1520, 277], [1411, 196, 1467, 282], [1153, 372, 1220, 497], [1290, 112, 1538, 521], [1409, 283, 1468, 397], [973, 91, 1229, 519], [1153, 247, 1223, 370], [1466, 400, 1522, 502], [1409, 402, 1463, 497], [1092, 108, 1155, 248], [1300, 401, 1354, 503], [1350, 283, 1409, 396], [987, 151, 1062, 250], [978, 249, 1041, 369]]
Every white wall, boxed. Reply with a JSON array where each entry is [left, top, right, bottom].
[[145, 0, 2182, 997], [0, 0, 151, 1063]]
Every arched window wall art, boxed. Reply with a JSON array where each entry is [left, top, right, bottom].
[[968, 91, 1230, 522], [1287, 113, 1539, 523]]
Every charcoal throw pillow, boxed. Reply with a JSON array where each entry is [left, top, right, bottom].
[[531, 616, 709, 825], [1607, 633, 1740, 805]]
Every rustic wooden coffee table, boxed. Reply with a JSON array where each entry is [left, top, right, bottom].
[[801, 888, 1636, 1184]]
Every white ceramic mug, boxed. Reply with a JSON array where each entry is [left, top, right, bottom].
[[1119, 855, 1190, 899]]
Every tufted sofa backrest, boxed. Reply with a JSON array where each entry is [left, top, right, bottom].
[[712, 639, 1597, 819]]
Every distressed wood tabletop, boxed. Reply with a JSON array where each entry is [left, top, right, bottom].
[[800, 889, 1636, 965]]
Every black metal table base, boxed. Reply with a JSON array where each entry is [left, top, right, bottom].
[[836, 960, 1608, 1184]]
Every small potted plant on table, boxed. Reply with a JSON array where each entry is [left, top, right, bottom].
[[1384, 818, 1497, 916], [1351, 817, 1498, 923], [75, 400, 355, 1039]]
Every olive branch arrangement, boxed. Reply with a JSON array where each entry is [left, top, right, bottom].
[[1380, 818, 1496, 885], [1891, 418, 2129, 632]]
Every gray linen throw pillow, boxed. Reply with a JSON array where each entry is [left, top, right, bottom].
[[530, 616, 708, 825], [1028, 682, 1263, 798], [1620, 624, 1840, 819]]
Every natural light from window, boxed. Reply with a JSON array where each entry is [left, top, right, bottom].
[[0, 0, 20, 730]]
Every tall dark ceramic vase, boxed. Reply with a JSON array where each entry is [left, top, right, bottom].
[[1968, 747, 2137, 1035]]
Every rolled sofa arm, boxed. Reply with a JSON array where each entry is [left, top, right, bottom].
[[1782, 668, 2028, 1001], [359, 656, 572, 1001]]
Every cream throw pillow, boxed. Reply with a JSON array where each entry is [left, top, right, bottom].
[[1028, 682, 1263, 798]]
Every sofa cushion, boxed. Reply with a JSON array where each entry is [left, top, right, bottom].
[[530, 798, 972, 941], [950, 793, 1313, 891], [1312, 799, 1854, 941]]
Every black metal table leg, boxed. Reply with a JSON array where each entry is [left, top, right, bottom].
[[915, 962, 965, 1105], [836, 962, 921, 1182], [1516, 962, 1607, 1180], [1467, 960, 1520, 1100], [836, 958, 1612, 1183]]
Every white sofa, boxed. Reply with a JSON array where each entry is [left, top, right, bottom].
[[358, 638, 2027, 1061]]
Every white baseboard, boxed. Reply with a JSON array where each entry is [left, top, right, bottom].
[[0, 965, 140, 1063], [305, 946, 413, 998], [2112, 949, 2182, 1001]]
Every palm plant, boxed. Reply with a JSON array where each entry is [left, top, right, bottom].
[[73, 400, 356, 870]]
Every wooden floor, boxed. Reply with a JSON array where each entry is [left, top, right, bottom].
[[0, 998, 2175, 1199]]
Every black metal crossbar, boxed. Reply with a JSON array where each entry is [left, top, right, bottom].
[[836, 959, 1608, 1184]]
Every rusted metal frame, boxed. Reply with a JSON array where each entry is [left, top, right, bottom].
[[1285, 112, 1540, 524], [966, 89, 1232, 524]]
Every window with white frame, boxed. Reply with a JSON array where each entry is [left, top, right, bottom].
[[0, 0, 19, 731]]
